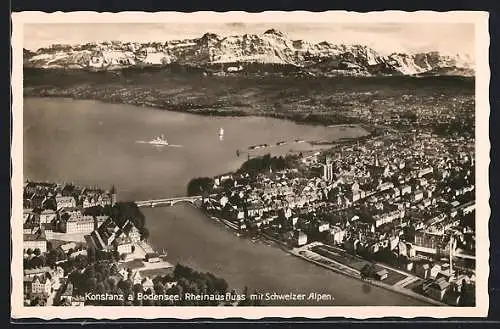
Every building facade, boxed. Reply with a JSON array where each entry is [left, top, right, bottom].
[[64, 215, 95, 234], [23, 234, 47, 253], [323, 159, 334, 182]]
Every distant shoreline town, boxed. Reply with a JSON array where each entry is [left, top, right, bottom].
[[24, 68, 474, 132]]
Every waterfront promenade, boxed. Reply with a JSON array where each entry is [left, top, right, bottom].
[[291, 242, 444, 306]]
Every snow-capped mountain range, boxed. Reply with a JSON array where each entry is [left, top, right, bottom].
[[23, 29, 474, 77]]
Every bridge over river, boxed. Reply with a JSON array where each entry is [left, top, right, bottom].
[[135, 195, 204, 208]]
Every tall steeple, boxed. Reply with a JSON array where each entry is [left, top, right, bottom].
[[110, 185, 117, 206], [323, 157, 334, 182]]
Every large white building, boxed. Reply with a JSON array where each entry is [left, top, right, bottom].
[[24, 232, 47, 253], [24, 275, 52, 297], [55, 196, 76, 210], [64, 214, 95, 234], [372, 209, 405, 228], [116, 237, 133, 255], [39, 209, 56, 224]]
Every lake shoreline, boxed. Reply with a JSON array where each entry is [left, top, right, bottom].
[[23, 93, 377, 132]]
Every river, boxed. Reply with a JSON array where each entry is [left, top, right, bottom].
[[23, 97, 430, 306]]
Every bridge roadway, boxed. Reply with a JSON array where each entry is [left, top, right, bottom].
[[135, 195, 203, 208]]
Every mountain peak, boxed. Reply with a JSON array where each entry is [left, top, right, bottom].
[[201, 32, 220, 40], [263, 29, 287, 38]]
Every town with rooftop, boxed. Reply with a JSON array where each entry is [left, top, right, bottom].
[[22, 107, 477, 306]]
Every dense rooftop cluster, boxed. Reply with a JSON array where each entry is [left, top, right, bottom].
[[22, 181, 236, 307], [202, 130, 476, 306]]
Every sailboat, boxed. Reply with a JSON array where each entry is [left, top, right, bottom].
[[219, 127, 224, 140]]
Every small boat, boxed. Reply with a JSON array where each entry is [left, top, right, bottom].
[[250, 144, 269, 150], [219, 128, 224, 140], [136, 135, 183, 148], [149, 134, 169, 146]]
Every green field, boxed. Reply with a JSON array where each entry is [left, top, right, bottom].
[[311, 244, 407, 285], [120, 259, 145, 270], [140, 267, 174, 277]]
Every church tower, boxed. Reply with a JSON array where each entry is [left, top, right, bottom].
[[323, 157, 334, 182], [110, 185, 117, 206]]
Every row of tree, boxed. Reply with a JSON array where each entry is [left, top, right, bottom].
[[186, 154, 300, 196], [65, 262, 235, 306], [83, 202, 150, 240], [187, 177, 215, 196], [360, 263, 379, 280], [238, 153, 297, 175]]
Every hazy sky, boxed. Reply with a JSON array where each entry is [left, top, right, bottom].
[[23, 22, 475, 57]]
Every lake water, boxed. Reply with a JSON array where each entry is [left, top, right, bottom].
[[23, 97, 430, 306], [24, 98, 368, 200]]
